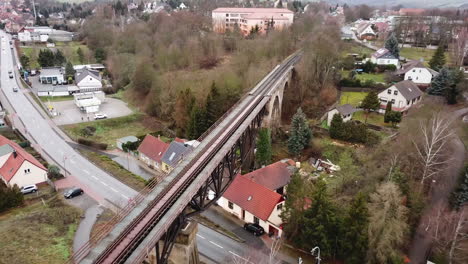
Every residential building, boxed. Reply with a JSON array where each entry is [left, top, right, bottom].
[[399, 8, 425, 16], [326, 104, 358, 126], [242, 159, 295, 195], [378, 80, 423, 113], [395, 60, 438, 88], [212, 8, 294, 35], [0, 135, 47, 188], [138, 135, 170, 170], [37, 86, 70, 97], [74, 91, 105, 113], [18, 26, 74, 42], [75, 68, 103, 92], [73, 64, 106, 72], [39, 67, 65, 85], [218, 174, 285, 237], [356, 22, 376, 40], [370, 48, 399, 67], [161, 141, 192, 174]]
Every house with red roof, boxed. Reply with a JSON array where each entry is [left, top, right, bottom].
[[218, 175, 285, 236], [218, 159, 295, 237], [137, 134, 169, 171], [0, 136, 47, 188]]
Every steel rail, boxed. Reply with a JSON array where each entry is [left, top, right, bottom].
[[90, 52, 302, 264]]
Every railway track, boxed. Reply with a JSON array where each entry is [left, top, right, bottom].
[[88, 52, 302, 264]]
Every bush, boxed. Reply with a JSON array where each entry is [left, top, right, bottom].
[[80, 126, 97, 137], [77, 138, 108, 150], [0, 181, 24, 213], [330, 120, 379, 145]]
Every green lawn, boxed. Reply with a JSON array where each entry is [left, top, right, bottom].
[[399, 47, 444, 66], [61, 114, 153, 149], [342, 42, 375, 58], [0, 196, 81, 264], [340, 92, 368, 107], [353, 111, 393, 128], [343, 70, 386, 83], [40, 95, 74, 102]]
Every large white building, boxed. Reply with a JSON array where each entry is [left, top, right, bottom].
[[396, 60, 438, 88], [370, 48, 399, 68], [378, 80, 423, 113], [212, 8, 294, 35], [18, 26, 74, 42]]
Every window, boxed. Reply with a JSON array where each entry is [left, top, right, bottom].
[[416, 77, 418, 80], [407, 100, 410, 105], [412, 69, 416, 72], [225, 19, 228, 22], [391, 99, 395, 103], [253, 216, 259, 224], [394, 90, 398, 95], [228, 201, 233, 209], [387, 89, 391, 94], [226, 14, 229, 17], [24, 168, 30, 174], [277, 204, 283, 210]]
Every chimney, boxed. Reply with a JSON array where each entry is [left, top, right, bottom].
[[13, 150, 17, 158], [158, 134, 160, 139]]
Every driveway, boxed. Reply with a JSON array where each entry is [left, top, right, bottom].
[[49, 97, 133, 125]]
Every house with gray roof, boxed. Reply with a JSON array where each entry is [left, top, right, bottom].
[[370, 48, 399, 68], [396, 60, 438, 88], [161, 141, 192, 173], [75, 68, 102, 92], [378, 80, 423, 113], [327, 104, 358, 126]]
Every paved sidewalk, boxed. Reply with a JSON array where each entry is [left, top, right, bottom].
[[73, 205, 104, 253]]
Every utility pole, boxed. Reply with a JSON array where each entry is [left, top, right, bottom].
[[32, 0, 37, 20]]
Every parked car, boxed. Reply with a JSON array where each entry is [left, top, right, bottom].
[[12, 87, 18, 92], [64, 187, 84, 199], [20, 184, 38, 194], [94, 113, 108, 120], [243, 223, 265, 236]]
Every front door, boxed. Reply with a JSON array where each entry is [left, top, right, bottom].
[[242, 210, 245, 220]]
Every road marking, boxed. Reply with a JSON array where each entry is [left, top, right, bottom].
[[209, 241, 223, 249], [229, 251, 251, 263], [83, 169, 90, 174], [196, 234, 205, 239], [91, 175, 98, 180], [121, 194, 129, 199], [100, 181, 109, 187], [70, 159, 76, 164], [110, 187, 118, 193]]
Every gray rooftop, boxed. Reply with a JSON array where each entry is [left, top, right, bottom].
[[336, 104, 358, 116], [392, 80, 423, 101], [75, 68, 101, 84], [372, 48, 397, 60], [40, 67, 63, 76], [161, 141, 191, 168], [0, 144, 14, 157]]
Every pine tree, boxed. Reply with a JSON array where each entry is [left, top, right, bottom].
[[360, 91, 380, 123], [429, 45, 446, 71], [54, 49, 66, 66], [77, 47, 84, 64], [19, 54, 29, 69], [384, 101, 392, 123], [329, 113, 344, 139], [173, 88, 195, 135], [446, 69, 463, 104], [386, 111, 402, 127], [384, 32, 400, 59], [205, 82, 222, 127], [94, 47, 106, 63], [451, 166, 468, 209], [301, 179, 339, 257], [187, 105, 208, 139], [65, 61, 75, 82], [280, 172, 309, 241], [288, 108, 311, 156], [341, 192, 369, 264], [428, 67, 450, 96], [256, 128, 272, 167]]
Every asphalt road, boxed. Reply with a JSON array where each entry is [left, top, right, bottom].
[[0, 30, 137, 206]]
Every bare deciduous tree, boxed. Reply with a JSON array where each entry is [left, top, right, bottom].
[[413, 114, 454, 185], [452, 24, 468, 67]]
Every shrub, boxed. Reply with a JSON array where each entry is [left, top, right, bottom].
[[77, 138, 108, 150], [80, 126, 97, 137]]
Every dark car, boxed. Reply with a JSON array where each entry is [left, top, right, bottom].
[[64, 187, 83, 199], [243, 223, 265, 236]]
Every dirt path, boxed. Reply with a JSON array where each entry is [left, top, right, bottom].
[[408, 108, 468, 263]]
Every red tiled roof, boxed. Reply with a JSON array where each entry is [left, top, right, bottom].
[[174, 137, 187, 143], [223, 175, 283, 221], [0, 135, 47, 183], [213, 7, 293, 14], [243, 160, 293, 191], [137, 135, 169, 163]]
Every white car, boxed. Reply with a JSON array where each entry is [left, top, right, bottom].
[[20, 184, 38, 194], [12, 87, 18, 92], [94, 113, 108, 120]]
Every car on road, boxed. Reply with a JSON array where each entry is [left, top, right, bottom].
[[94, 113, 108, 120], [20, 184, 38, 194], [243, 223, 265, 236], [8, 70, 13, 79], [64, 187, 84, 199], [12, 87, 18, 92]]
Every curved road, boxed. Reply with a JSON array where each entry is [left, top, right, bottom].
[[0, 31, 137, 206]]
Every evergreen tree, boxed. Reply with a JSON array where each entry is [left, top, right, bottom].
[[329, 113, 344, 139], [301, 179, 339, 258], [451, 166, 468, 209], [384, 32, 400, 59], [256, 128, 272, 167], [341, 192, 369, 264], [429, 45, 446, 71], [205, 82, 222, 127], [446, 69, 463, 104], [19, 54, 29, 69], [386, 111, 402, 127], [287, 108, 311, 156], [281, 172, 310, 241], [384, 101, 392, 123], [54, 49, 66, 66], [77, 47, 84, 64], [173, 88, 195, 135], [360, 91, 380, 123], [65, 61, 75, 82], [38, 49, 55, 67], [187, 105, 208, 139], [428, 67, 450, 96], [94, 47, 106, 63]]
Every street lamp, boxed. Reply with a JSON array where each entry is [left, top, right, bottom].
[[311, 246, 321, 264], [63, 155, 68, 177]]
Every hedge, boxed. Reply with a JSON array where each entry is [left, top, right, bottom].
[[77, 138, 108, 150]]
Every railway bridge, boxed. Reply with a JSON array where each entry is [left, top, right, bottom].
[[72, 52, 302, 264]]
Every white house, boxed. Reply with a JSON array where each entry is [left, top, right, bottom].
[[218, 175, 285, 237], [18, 26, 73, 42], [137, 134, 169, 170], [370, 48, 399, 68], [326, 104, 358, 126], [74, 91, 105, 113], [75, 68, 102, 92], [378, 80, 423, 113], [0, 136, 48, 188], [356, 22, 376, 40], [39, 67, 65, 85], [396, 60, 438, 88]]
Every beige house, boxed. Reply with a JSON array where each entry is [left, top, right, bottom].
[[0, 136, 48, 188]]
